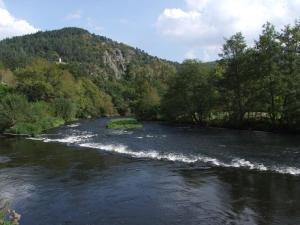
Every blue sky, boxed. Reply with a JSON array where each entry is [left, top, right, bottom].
[[1, 0, 300, 62]]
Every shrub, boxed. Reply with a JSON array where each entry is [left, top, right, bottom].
[[106, 118, 142, 129], [52, 98, 76, 122], [7, 117, 65, 136], [0, 94, 30, 131]]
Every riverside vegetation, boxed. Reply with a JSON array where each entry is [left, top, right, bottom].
[[0, 200, 20, 225], [0, 21, 299, 135], [106, 118, 142, 129]]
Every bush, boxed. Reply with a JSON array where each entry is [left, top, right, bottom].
[[106, 118, 142, 129], [52, 98, 76, 122], [0, 84, 12, 98], [0, 97, 66, 135], [78, 78, 115, 117], [7, 117, 65, 136], [6, 122, 42, 135], [0, 94, 30, 131]]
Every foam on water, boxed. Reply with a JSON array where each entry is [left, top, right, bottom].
[[273, 166, 300, 175], [146, 135, 154, 138], [78, 143, 300, 175], [110, 130, 133, 135], [77, 142, 300, 175], [230, 158, 268, 171], [136, 136, 144, 139], [79, 143, 207, 163], [29, 132, 300, 176], [28, 134, 96, 144], [66, 123, 80, 128]]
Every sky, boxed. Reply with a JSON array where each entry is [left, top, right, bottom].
[[0, 0, 300, 62]]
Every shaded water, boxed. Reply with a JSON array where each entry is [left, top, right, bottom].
[[0, 118, 300, 225]]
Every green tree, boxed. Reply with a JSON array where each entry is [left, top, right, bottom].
[[0, 68, 16, 86], [78, 78, 115, 117], [255, 23, 283, 127], [134, 80, 161, 120], [53, 98, 76, 121], [279, 21, 300, 127], [16, 58, 79, 102], [0, 94, 29, 131], [219, 32, 249, 124], [162, 60, 216, 123]]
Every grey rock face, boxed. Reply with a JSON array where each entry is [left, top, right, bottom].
[[103, 49, 127, 79]]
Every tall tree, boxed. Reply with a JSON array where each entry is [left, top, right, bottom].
[[162, 60, 216, 123], [279, 21, 300, 127], [255, 23, 283, 127], [219, 32, 249, 124]]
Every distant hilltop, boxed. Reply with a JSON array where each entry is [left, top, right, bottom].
[[0, 27, 177, 79]]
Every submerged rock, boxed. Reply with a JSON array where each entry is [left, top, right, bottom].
[[8, 210, 21, 225]]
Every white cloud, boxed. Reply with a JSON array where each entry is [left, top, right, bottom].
[[157, 0, 300, 61], [184, 49, 196, 59], [65, 10, 82, 20], [0, 1, 38, 40]]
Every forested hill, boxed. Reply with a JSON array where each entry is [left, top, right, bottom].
[[0, 27, 175, 79], [0, 27, 178, 135]]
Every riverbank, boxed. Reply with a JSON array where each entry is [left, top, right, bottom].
[[160, 119, 300, 135], [1, 118, 66, 137], [1, 112, 299, 138]]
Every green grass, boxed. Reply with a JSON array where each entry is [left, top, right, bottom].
[[5, 117, 65, 136], [0, 212, 14, 225], [106, 118, 142, 129], [0, 219, 14, 225]]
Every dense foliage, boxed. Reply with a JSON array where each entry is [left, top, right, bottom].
[[0, 28, 176, 134], [0, 27, 175, 77], [163, 21, 300, 131], [106, 118, 142, 129], [0, 22, 299, 134]]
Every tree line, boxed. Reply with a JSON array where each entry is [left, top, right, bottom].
[[163, 22, 300, 131]]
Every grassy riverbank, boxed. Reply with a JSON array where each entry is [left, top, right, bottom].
[[5, 118, 66, 137]]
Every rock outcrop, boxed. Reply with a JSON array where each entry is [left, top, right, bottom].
[[103, 49, 127, 79]]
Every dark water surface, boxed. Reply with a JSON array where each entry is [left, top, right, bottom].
[[0, 118, 300, 225]]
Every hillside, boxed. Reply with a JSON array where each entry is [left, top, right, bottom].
[[0, 27, 176, 79], [0, 28, 179, 135]]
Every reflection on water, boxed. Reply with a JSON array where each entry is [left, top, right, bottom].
[[0, 120, 300, 224], [180, 168, 300, 224]]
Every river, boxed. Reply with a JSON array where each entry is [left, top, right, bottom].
[[0, 118, 300, 225]]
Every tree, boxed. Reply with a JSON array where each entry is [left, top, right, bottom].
[[255, 23, 283, 127], [0, 68, 16, 86], [278, 21, 300, 127], [78, 78, 115, 117], [52, 98, 76, 121], [15, 58, 79, 102], [0, 94, 30, 131], [162, 60, 216, 123], [134, 80, 161, 120], [219, 32, 249, 124]]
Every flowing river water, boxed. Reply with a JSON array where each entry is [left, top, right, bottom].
[[0, 118, 300, 225]]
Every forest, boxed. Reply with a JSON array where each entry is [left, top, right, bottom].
[[0, 21, 299, 135], [164, 22, 300, 132]]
